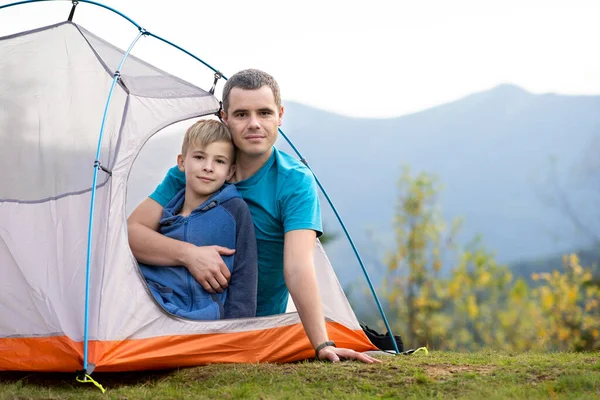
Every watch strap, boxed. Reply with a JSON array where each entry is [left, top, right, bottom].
[[315, 340, 336, 360]]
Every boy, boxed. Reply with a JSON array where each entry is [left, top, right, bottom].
[[138, 119, 257, 320]]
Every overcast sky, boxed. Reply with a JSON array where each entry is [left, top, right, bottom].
[[1, 0, 599, 118]]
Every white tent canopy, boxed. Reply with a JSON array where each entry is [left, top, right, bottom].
[[0, 21, 374, 372]]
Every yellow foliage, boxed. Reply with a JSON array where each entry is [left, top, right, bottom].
[[478, 271, 491, 286], [380, 167, 600, 352], [567, 288, 577, 304], [414, 296, 427, 308], [467, 295, 479, 318], [569, 253, 579, 267], [448, 280, 461, 297], [540, 287, 554, 310], [585, 299, 599, 312], [558, 327, 571, 341]]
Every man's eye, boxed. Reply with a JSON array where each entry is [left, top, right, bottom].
[[237, 113, 246, 117]]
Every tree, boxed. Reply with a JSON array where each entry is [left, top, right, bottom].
[[383, 166, 458, 348]]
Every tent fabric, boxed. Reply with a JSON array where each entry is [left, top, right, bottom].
[[0, 21, 375, 372]]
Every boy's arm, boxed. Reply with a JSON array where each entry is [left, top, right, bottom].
[[127, 167, 233, 293], [127, 197, 187, 265], [223, 201, 258, 319]]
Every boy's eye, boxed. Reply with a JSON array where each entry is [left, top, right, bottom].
[[194, 155, 204, 160], [216, 159, 225, 164]]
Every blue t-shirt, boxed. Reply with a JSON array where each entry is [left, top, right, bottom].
[[149, 147, 323, 316]]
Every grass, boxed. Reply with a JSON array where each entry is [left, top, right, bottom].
[[1, 351, 599, 399]]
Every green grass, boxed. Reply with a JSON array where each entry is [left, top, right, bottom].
[[1, 351, 599, 399]]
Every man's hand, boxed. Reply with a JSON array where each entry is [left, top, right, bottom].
[[317, 346, 382, 364], [128, 198, 235, 294], [183, 245, 235, 293]]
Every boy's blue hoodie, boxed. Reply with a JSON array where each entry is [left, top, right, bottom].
[[139, 183, 258, 320]]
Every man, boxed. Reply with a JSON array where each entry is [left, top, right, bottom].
[[128, 69, 379, 363]]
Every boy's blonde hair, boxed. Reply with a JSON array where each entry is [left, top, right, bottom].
[[181, 119, 233, 157]]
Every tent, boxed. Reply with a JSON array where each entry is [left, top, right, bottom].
[[0, 0, 397, 374]]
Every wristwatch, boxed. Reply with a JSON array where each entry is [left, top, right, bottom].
[[315, 340, 336, 360]]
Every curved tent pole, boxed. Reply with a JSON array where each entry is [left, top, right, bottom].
[[146, 32, 224, 78], [1, 0, 401, 356], [0, 0, 143, 30], [82, 30, 145, 373], [0, 1, 223, 76], [277, 129, 401, 354]]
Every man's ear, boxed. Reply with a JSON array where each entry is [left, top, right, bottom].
[[220, 110, 228, 125], [278, 105, 284, 127], [226, 164, 236, 181], [177, 154, 185, 172]]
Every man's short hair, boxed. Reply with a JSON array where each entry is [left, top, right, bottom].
[[222, 69, 281, 114], [181, 119, 232, 156]]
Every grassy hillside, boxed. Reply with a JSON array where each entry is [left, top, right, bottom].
[[1, 352, 599, 399]]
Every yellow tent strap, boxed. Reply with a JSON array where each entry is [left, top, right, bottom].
[[413, 347, 429, 355], [76, 374, 106, 393]]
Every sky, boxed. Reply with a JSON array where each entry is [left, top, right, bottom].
[[1, 0, 599, 118]]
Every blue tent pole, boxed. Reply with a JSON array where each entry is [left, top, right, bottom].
[[0, 0, 143, 30], [81, 29, 145, 373], [277, 129, 400, 354]]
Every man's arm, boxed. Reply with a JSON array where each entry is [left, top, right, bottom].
[[283, 229, 380, 363], [223, 200, 258, 319], [127, 197, 234, 293]]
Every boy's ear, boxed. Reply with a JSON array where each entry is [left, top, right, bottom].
[[177, 154, 185, 172], [226, 164, 236, 181]]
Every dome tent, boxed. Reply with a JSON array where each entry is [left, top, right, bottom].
[[0, 0, 398, 375]]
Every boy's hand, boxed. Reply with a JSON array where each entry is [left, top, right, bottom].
[[184, 245, 235, 293]]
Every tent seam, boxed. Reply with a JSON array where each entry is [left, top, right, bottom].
[[0, 21, 68, 41], [74, 23, 130, 95], [0, 180, 110, 204]]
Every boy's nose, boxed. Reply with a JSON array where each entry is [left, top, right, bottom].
[[203, 162, 214, 172]]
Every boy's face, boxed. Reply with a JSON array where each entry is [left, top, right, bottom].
[[177, 140, 235, 198], [221, 86, 283, 159]]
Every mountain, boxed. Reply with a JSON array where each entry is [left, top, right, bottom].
[[128, 84, 600, 287]]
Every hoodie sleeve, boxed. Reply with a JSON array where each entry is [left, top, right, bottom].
[[223, 198, 258, 319]]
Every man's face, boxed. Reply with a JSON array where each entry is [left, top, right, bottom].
[[222, 86, 284, 158], [177, 141, 235, 199]]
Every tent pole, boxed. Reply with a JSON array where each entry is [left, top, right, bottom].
[[277, 129, 401, 354], [0, 0, 142, 30], [146, 32, 225, 79], [82, 29, 145, 373]]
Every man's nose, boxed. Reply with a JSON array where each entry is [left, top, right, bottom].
[[248, 113, 261, 129]]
